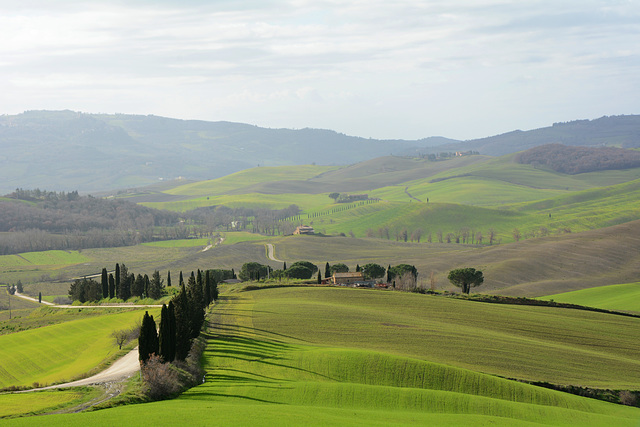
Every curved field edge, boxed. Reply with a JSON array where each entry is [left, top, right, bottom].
[[540, 282, 640, 313], [0, 309, 156, 389]]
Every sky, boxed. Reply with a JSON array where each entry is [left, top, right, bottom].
[[1, 0, 639, 140]]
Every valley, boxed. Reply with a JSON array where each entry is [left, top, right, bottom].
[[2, 140, 640, 424]]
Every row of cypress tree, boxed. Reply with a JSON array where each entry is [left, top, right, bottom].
[[139, 269, 219, 363]]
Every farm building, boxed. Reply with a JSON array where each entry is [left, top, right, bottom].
[[293, 225, 315, 235], [332, 272, 364, 285]]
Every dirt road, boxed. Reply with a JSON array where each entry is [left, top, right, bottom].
[[266, 243, 282, 262], [14, 291, 55, 306], [21, 347, 141, 392]]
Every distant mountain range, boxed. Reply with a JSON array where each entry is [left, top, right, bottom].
[[1, 110, 639, 193]]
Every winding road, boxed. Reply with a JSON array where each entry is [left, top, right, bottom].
[[266, 243, 283, 262], [10, 292, 152, 404], [13, 291, 54, 306], [23, 346, 141, 392]]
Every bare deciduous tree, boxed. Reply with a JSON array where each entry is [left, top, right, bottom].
[[112, 329, 131, 350]]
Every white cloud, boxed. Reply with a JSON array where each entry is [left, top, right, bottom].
[[0, 0, 638, 139]]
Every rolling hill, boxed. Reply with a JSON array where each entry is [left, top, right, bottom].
[[2, 110, 640, 194], [4, 288, 640, 425]]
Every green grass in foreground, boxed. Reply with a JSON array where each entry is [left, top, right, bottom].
[[0, 308, 156, 389], [540, 282, 640, 313], [0, 388, 99, 418], [9, 287, 640, 426]]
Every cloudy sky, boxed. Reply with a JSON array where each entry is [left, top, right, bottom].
[[1, 0, 638, 140]]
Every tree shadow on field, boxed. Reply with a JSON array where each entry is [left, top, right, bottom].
[[182, 391, 283, 404], [203, 335, 334, 382], [206, 321, 308, 343], [221, 368, 291, 382]]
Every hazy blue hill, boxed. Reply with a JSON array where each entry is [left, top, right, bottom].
[[435, 115, 640, 156], [0, 111, 445, 193], [2, 110, 640, 194]]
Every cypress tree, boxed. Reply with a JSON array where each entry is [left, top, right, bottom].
[[179, 271, 184, 287], [144, 274, 150, 299], [167, 270, 172, 287], [108, 274, 115, 299], [115, 263, 120, 298], [204, 271, 211, 305], [174, 285, 191, 361], [149, 270, 163, 300], [119, 272, 132, 301], [118, 264, 129, 299], [101, 268, 108, 299], [211, 278, 219, 302], [132, 274, 145, 297], [187, 272, 204, 339], [283, 261, 287, 270], [38, 292, 42, 303], [149, 314, 159, 357], [167, 300, 177, 362], [158, 304, 168, 360], [325, 262, 331, 279], [356, 264, 361, 272], [317, 270, 322, 284], [139, 311, 151, 362]]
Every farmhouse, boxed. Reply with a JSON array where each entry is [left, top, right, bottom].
[[332, 272, 364, 285], [293, 225, 315, 235]]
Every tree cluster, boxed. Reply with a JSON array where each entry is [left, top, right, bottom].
[[139, 269, 218, 364], [328, 193, 370, 203], [68, 263, 166, 303], [2, 189, 178, 233], [366, 226, 500, 245], [514, 143, 640, 174]]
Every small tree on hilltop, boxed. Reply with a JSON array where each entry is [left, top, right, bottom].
[[329, 192, 340, 202], [448, 268, 484, 294]]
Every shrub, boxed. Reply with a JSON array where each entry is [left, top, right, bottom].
[[620, 390, 639, 406], [141, 354, 181, 400], [53, 296, 72, 305]]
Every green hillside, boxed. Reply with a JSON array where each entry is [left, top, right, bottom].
[[135, 153, 640, 247], [6, 287, 640, 426], [540, 282, 640, 313], [0, 308, 155, 389]]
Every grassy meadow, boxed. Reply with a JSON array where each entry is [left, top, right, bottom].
[[5, 286, 640, 426], [0, 388, 101, 418], [540, 282, 640, 313], [0, 308, 155, 389]]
